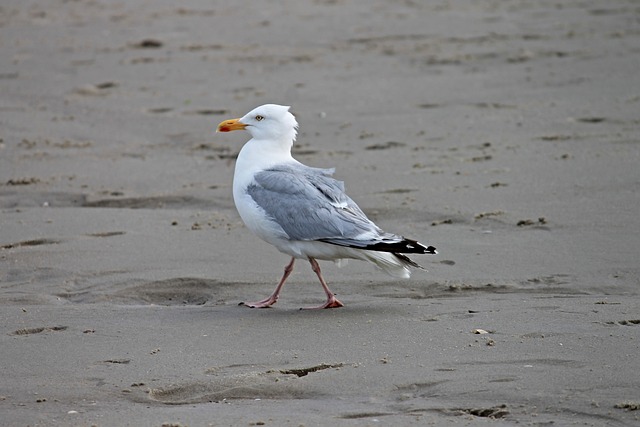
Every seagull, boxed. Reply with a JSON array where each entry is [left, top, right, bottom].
[[217, 104, 436, 309]]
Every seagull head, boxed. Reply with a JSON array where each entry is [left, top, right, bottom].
[[217, 104, 298, 142]]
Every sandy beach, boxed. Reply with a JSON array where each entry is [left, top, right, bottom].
[[1, 0, 639, 425]]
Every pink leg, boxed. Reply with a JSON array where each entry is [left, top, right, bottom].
[[301, 257, 344, 309], [240, 257, 295, 308]]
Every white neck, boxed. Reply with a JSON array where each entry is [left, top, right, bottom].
[[233, 137, 296, 192]]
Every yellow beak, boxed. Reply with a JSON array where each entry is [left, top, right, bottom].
[[216, 118, 247, 132]]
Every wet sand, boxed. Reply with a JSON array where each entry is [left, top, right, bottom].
[[1, 0, 639, 425]]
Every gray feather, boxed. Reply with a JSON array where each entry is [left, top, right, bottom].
[[246, 164, 385, 242]]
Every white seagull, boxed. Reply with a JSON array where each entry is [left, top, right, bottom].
[[217, 104, 436, 309]]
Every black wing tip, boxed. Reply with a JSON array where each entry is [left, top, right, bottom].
[[410, 244, 437, 255], [364, 239, 437, 254], [320, 238, 437, 254]]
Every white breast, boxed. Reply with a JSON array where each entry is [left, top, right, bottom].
[[232, 138, 294, 247]]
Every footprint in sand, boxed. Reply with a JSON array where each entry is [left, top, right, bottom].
[[141, 363, 345, 404]]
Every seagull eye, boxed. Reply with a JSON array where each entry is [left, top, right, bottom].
[[255, 115, 265, 121]]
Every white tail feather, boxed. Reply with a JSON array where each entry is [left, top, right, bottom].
[[361, 251, 413, 279]]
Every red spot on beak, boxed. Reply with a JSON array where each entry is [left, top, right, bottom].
[[216, 118, 246, 133]]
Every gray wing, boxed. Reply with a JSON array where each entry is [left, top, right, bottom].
[[246, 164, 384, 243]]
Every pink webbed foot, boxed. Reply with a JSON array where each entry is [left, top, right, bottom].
[[302, 257, 345, 309], [239, 295, 279, 308], [240, 257, 294, 308], [300, 294, 344, 310]]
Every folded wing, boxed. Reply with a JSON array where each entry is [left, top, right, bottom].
[[246, 164, 435, 254]]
